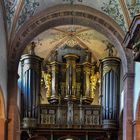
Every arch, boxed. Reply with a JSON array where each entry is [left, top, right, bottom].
[[9, 4, 129, 74], [0, 86, 5, 140]]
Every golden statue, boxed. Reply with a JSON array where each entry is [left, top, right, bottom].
[[90, 72, 100, 99], [42, 71, 51, 98]]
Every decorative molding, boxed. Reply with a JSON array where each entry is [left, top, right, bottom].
[[101, 0, 127, 32]]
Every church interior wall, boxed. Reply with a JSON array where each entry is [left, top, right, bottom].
[[0, 3, 7, 118]]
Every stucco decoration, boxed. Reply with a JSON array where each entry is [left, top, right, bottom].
[[4, 0, 18, 30], [101, 0, 127, 32], [16, 0, 39, 31]]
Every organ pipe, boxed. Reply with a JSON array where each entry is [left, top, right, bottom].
[[101, 57, 120, 129], [20, 46, 43, 128]]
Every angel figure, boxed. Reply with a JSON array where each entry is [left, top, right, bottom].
[[42, 71, 51, 98], [90, 72, 100, 99]]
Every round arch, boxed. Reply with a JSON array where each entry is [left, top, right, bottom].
[[0, 86, 5, 140], [9, 4, 129, 74]]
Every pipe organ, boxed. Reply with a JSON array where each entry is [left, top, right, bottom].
[[41, 46, 98, 104], [20, 44, 120, 140], [101, 57, 120, 129], [20, 43, 43, 128]]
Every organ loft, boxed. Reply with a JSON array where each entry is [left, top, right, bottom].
[[20, 42, 120, 140]]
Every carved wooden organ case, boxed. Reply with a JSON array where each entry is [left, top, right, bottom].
[[41, 45, 100, 105], [20, 44, 121, 139]]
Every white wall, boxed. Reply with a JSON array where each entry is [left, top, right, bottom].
[[134, 62, 140, 120], [0, 4, 7, 118]]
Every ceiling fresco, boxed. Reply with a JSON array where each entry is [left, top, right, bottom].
[[3, 0, 127, 33], [24, 25, 118, 62]]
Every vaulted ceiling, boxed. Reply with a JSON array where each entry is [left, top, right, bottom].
[[2, 0, 139, 38], [1, 0, 140, 65], [28, 25, 118, 62]]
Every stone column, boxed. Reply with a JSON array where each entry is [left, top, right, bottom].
[[101, 57, 120, 129], [7, 70, 20, 140], [64, 54, 79, 101], [20, 54, 43, 129], [123, 73, 134, 140]]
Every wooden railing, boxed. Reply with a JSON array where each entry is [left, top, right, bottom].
[[38, 104, 102, 129]]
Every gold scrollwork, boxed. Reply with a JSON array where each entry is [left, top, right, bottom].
[[90, 72, 100, 99], [42, 71, 51, 98]]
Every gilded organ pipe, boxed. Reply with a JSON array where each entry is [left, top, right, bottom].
[[64, 54, 79, 101]]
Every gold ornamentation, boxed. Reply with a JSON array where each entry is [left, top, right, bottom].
[[66, 60, 76, 69], [90, 72, 100, 99], [42, 71, 51, 98]]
